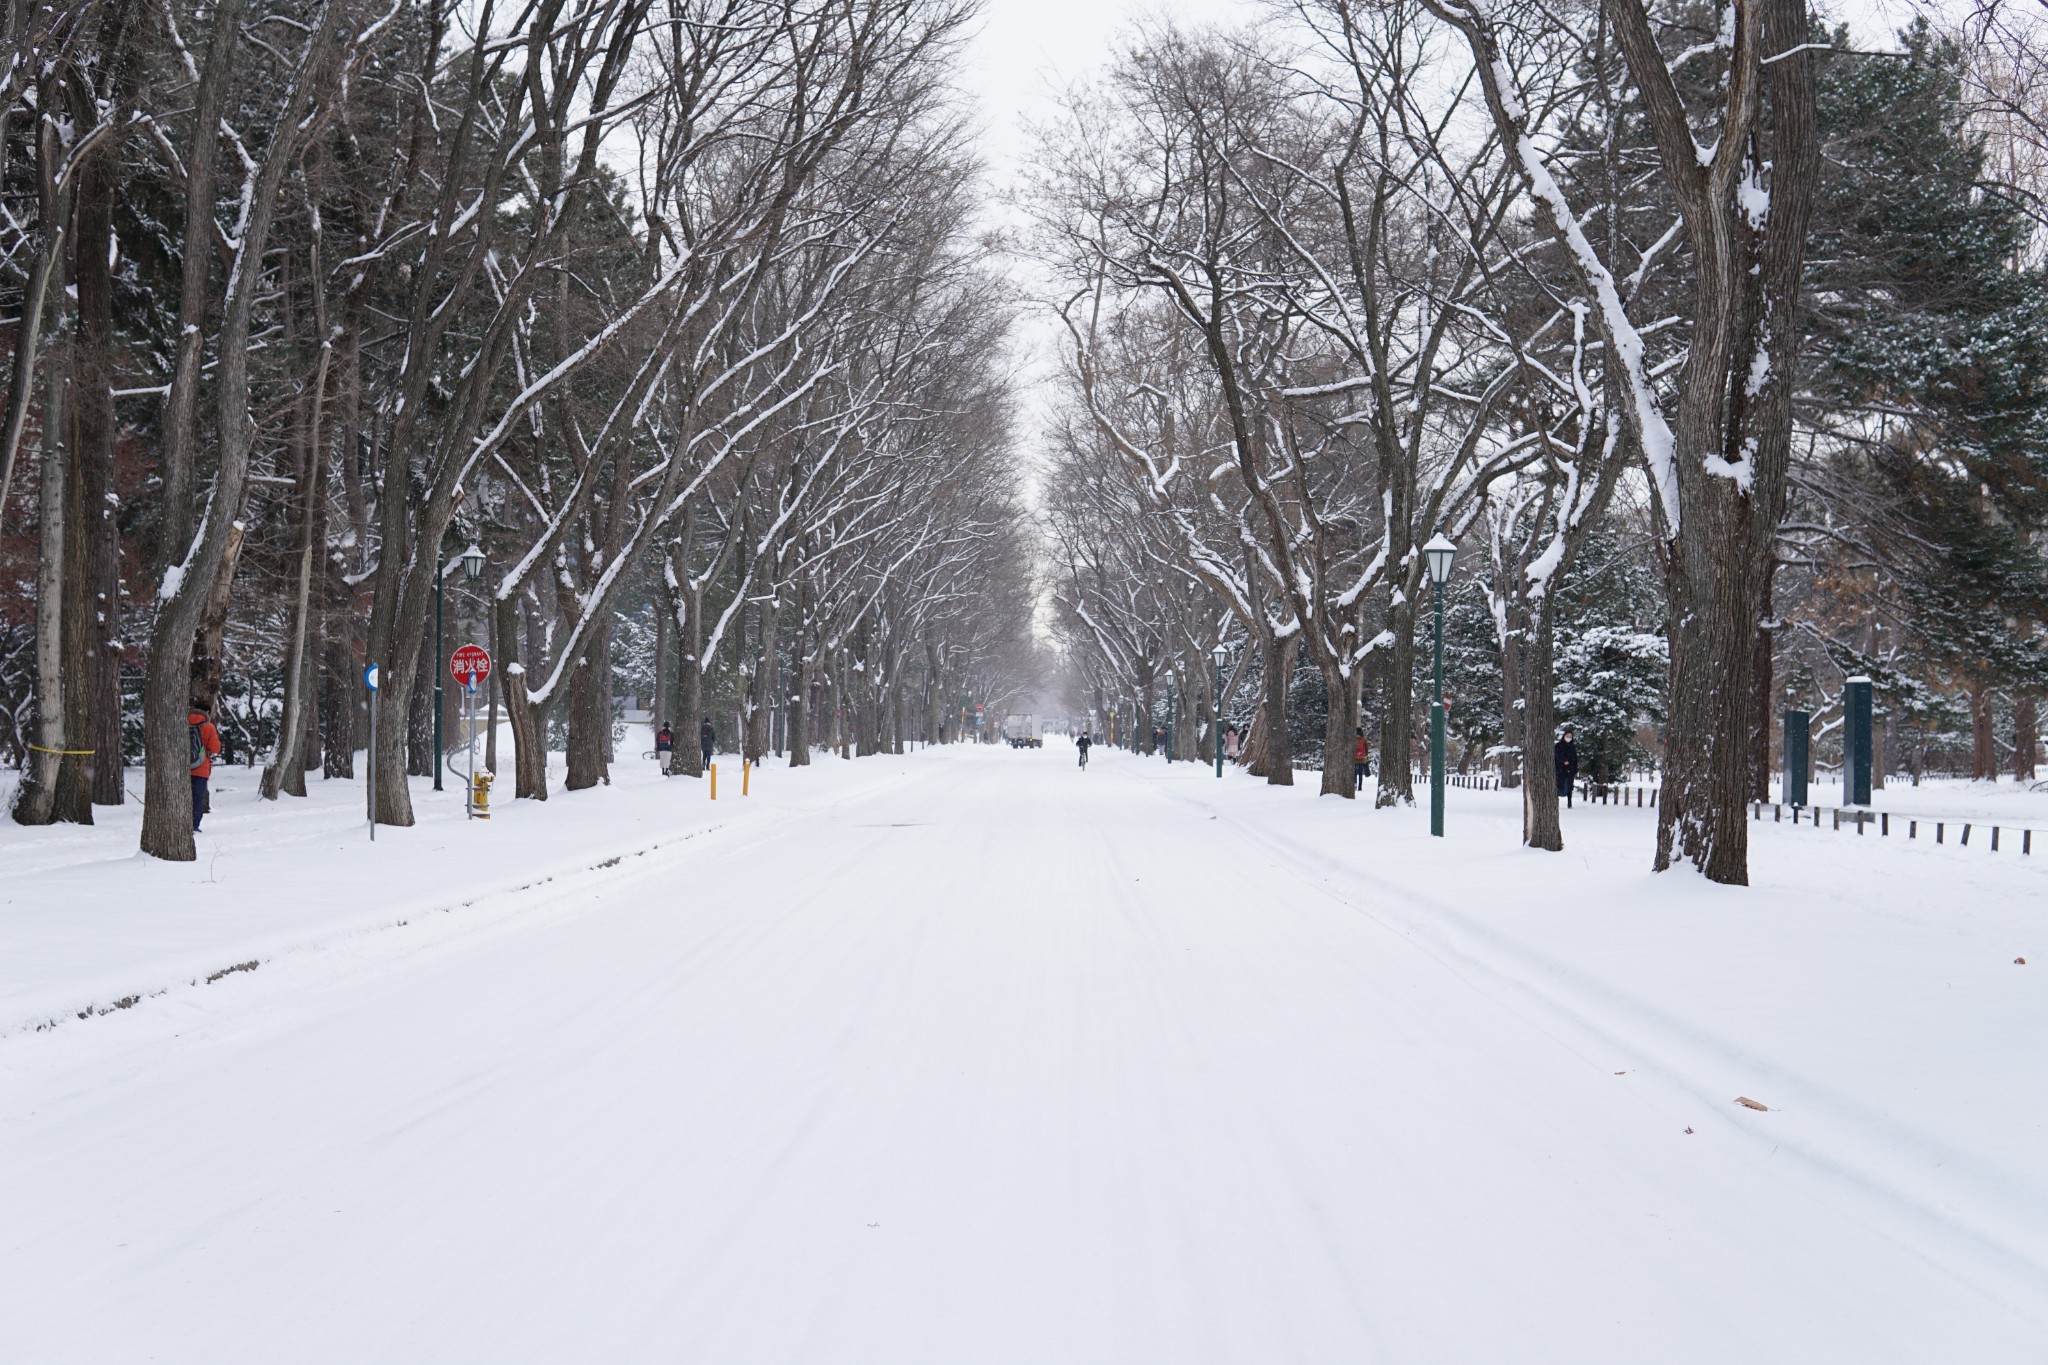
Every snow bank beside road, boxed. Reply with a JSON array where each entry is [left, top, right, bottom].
[[0, 747, 907, 1037], [1123, 745, 2048, 1318]]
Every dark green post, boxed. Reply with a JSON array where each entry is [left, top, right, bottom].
[[1431, 577, 1446, 837], [1784, 708, 1810, 808], [1844, 677, 1872, 806]]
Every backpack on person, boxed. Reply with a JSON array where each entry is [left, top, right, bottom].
[[189, 723, 204, 769]]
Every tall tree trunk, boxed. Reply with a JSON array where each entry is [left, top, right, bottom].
[[653, 597, 670, 738], [746, 597, 780, 762], [16, 285, 71, 826], [497, 590, 548, 800], [667, 547, 704, 778], [1376, 599, 1416, 806], [484, 592, 500, 779], [1318, 665, 1354, 798], [262, 324, 331, 799], [1748, 562, 1775, 802], [788, 652, 813, 767], [188, 522, 246, 712], [54, 349, 95, 824], [406, 605, 435, 777], [11, 87, 76, 827], [1520, 606, 1562, 851], [1497, 598, 1523, 789], [565, 618, 611, 790], [0, 96, 74, 526], [2014, 693, 2038, 783], [1969, 684, 1995, 780], [72, 97, 124, 807], [1257, 632, 1295, 785], [1644, 0, 1817, 884]]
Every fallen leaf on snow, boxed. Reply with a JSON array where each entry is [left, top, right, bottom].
[[1734, 1096, 1769, 1112], [1683, 1127, 1694, 1135], [2017, 957, 2028, 965]]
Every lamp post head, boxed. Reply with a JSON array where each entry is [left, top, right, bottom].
[[1423, 533, 1457, 586], [1212, 644, 1228, 669], [460, 544, 486, 580]]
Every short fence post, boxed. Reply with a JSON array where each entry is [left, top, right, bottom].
[[1963, 824, 1972, 846], [1910, 820, 1917, 839], [1937, 822, 1944, 843], [1832, 809, 1840, 830], [1775, 803, 1782, 822], [1881, 812, 1889, 836], [2026, 829, 2033, 855], [1992, 826, 2000, 852]]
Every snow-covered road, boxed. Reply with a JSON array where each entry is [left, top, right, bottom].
[[3, 744, 2041, 1362]]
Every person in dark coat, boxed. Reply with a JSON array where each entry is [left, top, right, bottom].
[[1554, 727, 1579, 808], [699, 717, 716, 771], [655, 722, 675, 774], [1076, 731, 1091, 769]]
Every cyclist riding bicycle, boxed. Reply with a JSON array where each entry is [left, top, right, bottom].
[[1077, 732, 1091, 769]]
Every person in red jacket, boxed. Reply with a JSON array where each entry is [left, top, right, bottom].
[[1353, 726, 1371, 793], [188, 702, 222, 831]]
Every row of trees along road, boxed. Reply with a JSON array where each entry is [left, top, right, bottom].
[[0, 0, 1039, 860], [1032, 1, 2048, 884]]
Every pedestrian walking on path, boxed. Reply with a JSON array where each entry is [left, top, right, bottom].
[[700, 717, 716, 772], [1353, 727, 1370, 793], [656, 723, 675, 774], [1555, 727, 1578, 808], [188, 703, 222, 831]]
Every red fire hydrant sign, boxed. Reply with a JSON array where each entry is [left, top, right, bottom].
[[450, 644, 492, 687]]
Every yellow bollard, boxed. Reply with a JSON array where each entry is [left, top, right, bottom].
[[471, 770, 493, 820], [743, 760, 751, 796], [709, 762, 717, 800]]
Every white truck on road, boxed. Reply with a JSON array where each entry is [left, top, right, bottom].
[[1003, 714, 1041, 748]]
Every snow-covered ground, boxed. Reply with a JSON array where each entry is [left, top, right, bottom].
[[1, 740, 2042, 1361]]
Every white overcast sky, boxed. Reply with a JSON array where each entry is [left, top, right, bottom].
[[959, 0, 1250, 485]]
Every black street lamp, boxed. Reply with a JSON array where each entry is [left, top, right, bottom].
[[1423, 533, 1457, 836]]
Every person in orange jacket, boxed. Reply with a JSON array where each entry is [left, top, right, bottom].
[[188, 701, 222, 831], [1353, 726, 1370, 793]]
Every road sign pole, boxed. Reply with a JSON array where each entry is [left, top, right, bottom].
[[365, 663, 380, 842], [446, 646, 492, 819], [466, 682, 476, 818]]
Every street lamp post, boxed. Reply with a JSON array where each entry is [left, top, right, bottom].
[[1212, 644, 1228, 778], [1423, 533, 1457, 837]]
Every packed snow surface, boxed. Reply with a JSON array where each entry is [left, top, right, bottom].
[[2, 741, 2044, 1362]]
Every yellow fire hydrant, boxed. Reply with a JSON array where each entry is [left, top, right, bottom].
[[472, 770, 493, 819]]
